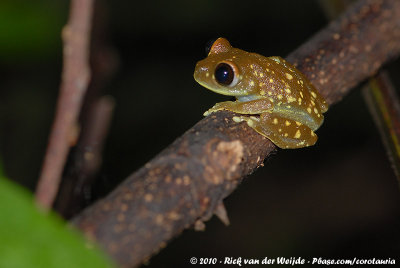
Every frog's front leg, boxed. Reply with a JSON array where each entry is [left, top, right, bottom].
[[234, 113, 317, 149], [204, 99, 273, 116]]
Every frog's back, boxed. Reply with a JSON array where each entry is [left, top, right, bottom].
[[243, 54, 327, 130], [269, 56, 328, 112]]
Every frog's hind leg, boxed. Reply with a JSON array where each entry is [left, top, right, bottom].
[[233, 113, 317, 149]]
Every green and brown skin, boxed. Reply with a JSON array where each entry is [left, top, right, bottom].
[[194, 38, 328, 149]]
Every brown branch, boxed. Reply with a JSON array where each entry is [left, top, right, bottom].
[[72, 0, 400, 267], [35, 0, 94, 210], [319, 0, 400, 179], [55, 0, 118, 219], [55, 96, 115, 218]]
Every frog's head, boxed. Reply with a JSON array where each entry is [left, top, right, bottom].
[[194, 38, 256, 97]]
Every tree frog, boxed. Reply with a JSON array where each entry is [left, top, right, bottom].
[[194, 37, 328, 149]]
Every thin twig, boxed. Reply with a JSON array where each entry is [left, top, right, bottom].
[[55, 96, 115, 218], [35, 0, 94, 210], [55, 0, 118, 219], [72, 0, 400, 267]]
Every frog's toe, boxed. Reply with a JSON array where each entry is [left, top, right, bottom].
[[232, 115, 248, 123], [232, 115, 261, 126], [203, 102, 232, 116], [203, 110, 213, 116], [204, 106, 220, 116]]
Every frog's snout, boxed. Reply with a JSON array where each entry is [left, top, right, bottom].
[[193, 61, 210, 84]]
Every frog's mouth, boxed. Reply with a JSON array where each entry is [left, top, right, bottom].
[[193, 67, 248, 96], [195, 79, 247, 96]]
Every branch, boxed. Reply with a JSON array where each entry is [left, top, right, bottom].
[[55, 96, 115, 218], [72, 0, 400, 267], [35, 0, 94, 210], [55, 0, 118, 219]]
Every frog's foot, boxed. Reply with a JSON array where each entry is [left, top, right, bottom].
[[204, 99, 273, 116], [204, 101, 234, 116], [233, 114, 317, 149]]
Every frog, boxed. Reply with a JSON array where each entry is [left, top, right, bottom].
[[193, 37, 328, 149]]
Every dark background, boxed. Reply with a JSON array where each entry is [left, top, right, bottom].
[[1, 0, 399, 267]]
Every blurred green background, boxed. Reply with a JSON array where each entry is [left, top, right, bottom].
[[1, 0, 399, 267]]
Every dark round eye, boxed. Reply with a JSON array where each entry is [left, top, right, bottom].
[[215, 63, 235, 86], [205, 37, 219, 55]]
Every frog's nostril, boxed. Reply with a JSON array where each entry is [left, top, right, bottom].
[[199, 66, 208, 72]]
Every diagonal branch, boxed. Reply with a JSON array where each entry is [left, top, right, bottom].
[[35, 0, 94, 210], [72, 0, 400, 267]]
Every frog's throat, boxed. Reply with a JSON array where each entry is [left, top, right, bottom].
[[236, 94, 260, 102]]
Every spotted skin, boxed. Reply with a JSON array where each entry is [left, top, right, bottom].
[[233, 115, 317, 149], [194, 38, 328, 149]]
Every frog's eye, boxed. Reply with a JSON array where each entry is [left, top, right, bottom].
[[214, 62, 239, 87]]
